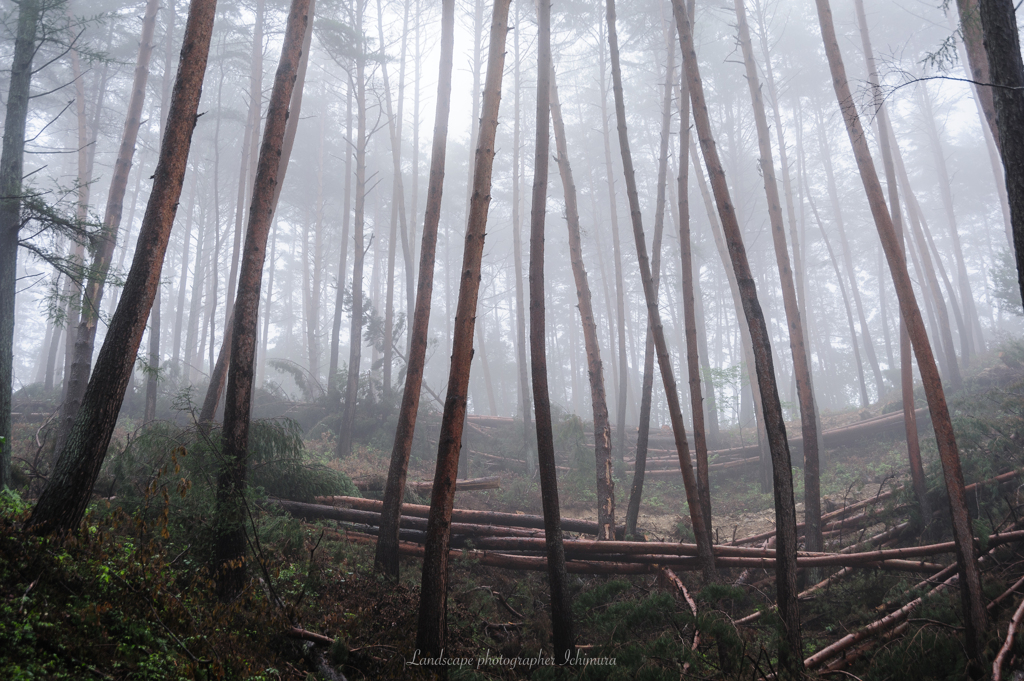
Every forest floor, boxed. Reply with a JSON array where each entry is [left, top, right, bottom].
[[5, 343, 1024, 679]]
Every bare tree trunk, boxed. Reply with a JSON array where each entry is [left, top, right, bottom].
[[608, 0, 714, 581], [597, 23, 629, 475], [815, 106, 885, 402], [919, 83, 985, 358], [336, 0, 368, 461], [377, 0, 410, 401], [528, 2, 575, 659], [415, 0, 510, 657], [214, 0, 310, 600], [690, 138, 771, 489], [59, 0, 161, 450], [957, 0, 999, 144], [626, 12, 677, 538], [854, 0, 933, 522], [736, 0, 821, 558], [511, 3, 534, 474], [329, 82, 354, 396], [144, 0, 179, 424], [673, 0, 801, 669], [0, 0, 40, 488], [28, 0, 218, 532], [202, 0, 313, 424], [815, 0, 988, 663], [550, 63, 614, 540], [374, 0, 455, 580]]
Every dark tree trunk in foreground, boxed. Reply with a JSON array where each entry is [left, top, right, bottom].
[[978, 0, 1024, 316], [56, 0, 161, 452], [415, 0, 510, 657], [375, 0, 455, 581], [957, 0, 999, 145], [0, 0, 39, 489], [213, 0, 309, 600], [550, 59, 613, 540], [673, 0, 802, 670], [28, 0, 218, 533], [815, 0, 988, 663], [608, 0, 714, 581], [529, 1, 575, 660], [735, 0, 821, 558]]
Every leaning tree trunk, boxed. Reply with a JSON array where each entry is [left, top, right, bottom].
[[415, 0, 510, 658], [815, 0, 988, 663], [607, 0, 714, 581], [735, 0, 822, 558], [550, 65, 613, 539], [28, 0, 218, 533], [854, 0, 933, 525], [528, 1, 575, 660], [200, 0, 313, 426], [213, 0, 309, 600], [374, 0, 455, 580], [0, 0, 39, 489], [672, 0, 802, 671]]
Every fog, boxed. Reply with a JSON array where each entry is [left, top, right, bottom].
[[7, 0, 1018, 440]]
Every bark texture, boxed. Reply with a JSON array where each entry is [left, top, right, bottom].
[[374, 0, 455, 581], [673, 0, 802, 670], [28, 0, 218, 533], [608, 0, 714, 580], [415, 0, 510, 657], [816, 0, 988, 662]]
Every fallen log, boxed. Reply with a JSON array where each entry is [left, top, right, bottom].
[[730, 467, 1024, 547], [351, 475, 501, 493], [312, 495, 625, 537], [342, 531, 653, 574], [993, 595, 1024, 681], [270, 499, 545, 538]]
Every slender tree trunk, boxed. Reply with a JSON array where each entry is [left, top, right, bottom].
[[214, 0, 309, 599], [0, 0, 39, 488], [626, 13, 676, 538], [28, 0, 218, 532], [673, 0, 801, 669], [854, 0, 933, 522], [511, 0, 534, 474], [415, 0, 510, 657], [815, 0, 988, 662], [919, 83, 985, 358], [815, 106, 885, 402], [550, 64, 614, 540], [690, 138, 771, 488], [374, 0, 454, 579], [144, 0, 178, 423], [736, 0, 821, 558], [528, 2, 575, 660], [608, 0, 714, 581], [336, 0, 368, 461], [202, 0, 313, 423], [597, 24, 629, 475], [329, 82, 354, 396], [377, 0, 409, 401]]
